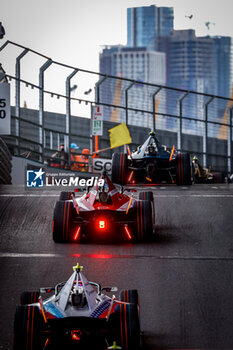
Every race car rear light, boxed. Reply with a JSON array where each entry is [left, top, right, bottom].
[[44, 338, 50, 347], [74, 226, 81, 240], [128, 171, 134, 183], [146, 177, 152, 182], [127, 145, 132, 160], [169, 145, 175, 162], [124, 226, 132, 240], [71, 329, 82, 341], [99, 220, 106, 229]]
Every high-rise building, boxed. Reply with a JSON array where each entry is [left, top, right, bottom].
[[164, 30, 217, 132], [213, 36, 233, 98], [127, 5, 174, 48], [166, 30, 216, 93], [99, 45, 166, 127]]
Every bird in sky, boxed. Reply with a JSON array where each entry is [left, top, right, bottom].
[[205, 22, 216, 30], [185, 14, 193, 19], [84, 88, 92, 95]]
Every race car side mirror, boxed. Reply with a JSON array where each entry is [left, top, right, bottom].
[[40, 287, 55, 293], [102, 287, 118, 293]]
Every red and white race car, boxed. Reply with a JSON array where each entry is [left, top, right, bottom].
[[52, 173, 154, 243], [13, 263, 140, 350]]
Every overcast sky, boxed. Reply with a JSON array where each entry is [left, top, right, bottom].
[[1, 0, 233, 113]]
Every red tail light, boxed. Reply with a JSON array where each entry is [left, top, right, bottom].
[[74, 227, 81, 240], [124, 226, 132, 240], [71, 329, 82, 341]]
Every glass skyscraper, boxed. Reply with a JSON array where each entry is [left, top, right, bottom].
[[99, 45, 166, 127], [127, 5, 174, 48], [167, 30, 216, 94], [213, 36, 233, 98]]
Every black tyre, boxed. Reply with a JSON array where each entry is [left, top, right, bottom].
[[139, 191, 153, 202], [120, 289, 139, 306], [13, 305, 43, 350], [119, 303, 140, 350], [213, 172, 225, 184], [176, 153, 192, 185], [134, 200, 153, 241], [53, 200, 75, 242], [59, 191, 73, 201], [20, 291, 40, 305], [111, 153, 128, 185]]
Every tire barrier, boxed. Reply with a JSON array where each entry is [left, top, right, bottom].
[[0, 137, 12, 184]]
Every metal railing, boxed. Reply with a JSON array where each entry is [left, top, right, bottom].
[[0, 40, 232, 174]]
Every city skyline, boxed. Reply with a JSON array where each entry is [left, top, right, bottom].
[[1, 0, 233, 115]]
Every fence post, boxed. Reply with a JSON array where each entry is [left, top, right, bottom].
[[39, 59, 52, 163], [203, 96, 214, 168], [152, 87, 162, 131], [178, 92, 189, 151], [66, 69, 79, 167], [125, 82, 135, 153], [15, 48, 29, 155], [49, 131, 53, 150], [125, 82, 135, 127]]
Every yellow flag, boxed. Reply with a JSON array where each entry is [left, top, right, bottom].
[[108, 123, 132, 149]]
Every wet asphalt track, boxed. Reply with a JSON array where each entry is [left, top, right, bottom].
[[0, 184, 233, 350]]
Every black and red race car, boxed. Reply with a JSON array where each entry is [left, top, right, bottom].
[[111, 131, 192, 186], [52, 173, 154, 243], [13, 263, 141, 350]]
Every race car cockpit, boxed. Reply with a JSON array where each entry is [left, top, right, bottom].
[[145, 140, 158, 156], [71, 282, 87, 308], [97, 180, 112, 204]]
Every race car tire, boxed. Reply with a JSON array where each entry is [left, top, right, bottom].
[[176, 153, 192, 185], [53, 200, 75, 243], [20, 291, 40, 305], [111, 153, 128, 185], [59, 191, 73, 201], [13, 305, 43, 350], [212, 172, 225, 184], [120, 289, 139, 307], [134, 200, 153, 241], [119, 303, 140, 350], [139, 191, 154, 202]]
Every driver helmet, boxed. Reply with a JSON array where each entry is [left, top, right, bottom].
[[193, 155, 198, 163], [98, 181, 110, 203], [71, 286, 86, 307], [147, 142, 157, 155]]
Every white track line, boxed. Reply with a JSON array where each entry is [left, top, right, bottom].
[[0, 253, 61, 257], [0, 253, 232, 260], [0, 194, 60, 197], [0, 193, 233, 198]]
